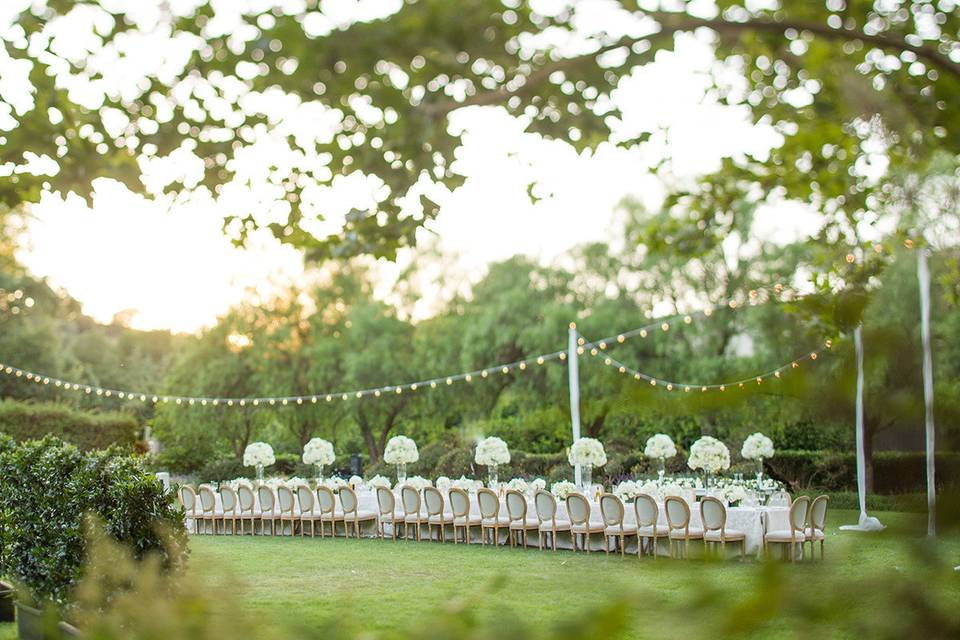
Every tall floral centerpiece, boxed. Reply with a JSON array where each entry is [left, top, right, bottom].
[[741, 432, 775, 487], [568, 437, 607, 493], [687, 436, 730, 487], [383, 435, 418, 484], [644, 434, 677, 481], [302, 437, 335, 484], [243, 442, 275, 482], [474, 436, 510, 487]]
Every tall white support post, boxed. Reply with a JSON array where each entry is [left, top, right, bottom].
[[918, 249, 937, 537], [568, 323, 582, 487]]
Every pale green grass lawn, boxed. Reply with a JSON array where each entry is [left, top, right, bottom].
[[3, 509, 957, 638]]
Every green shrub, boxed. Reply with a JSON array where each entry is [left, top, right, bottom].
[[198, 456, 247, 482], [0, 434, 187, 607], [0, 400, 139, 451], [767, 450, 960, 493]]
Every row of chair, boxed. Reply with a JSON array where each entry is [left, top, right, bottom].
[[179, 483, 828, 560]]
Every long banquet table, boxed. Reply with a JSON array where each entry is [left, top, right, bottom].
[[196, 486, 789, 557]]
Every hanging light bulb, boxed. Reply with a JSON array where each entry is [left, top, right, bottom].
[[661, 323, 669, 331], [591, 348, 599, 356], [810, 353, 818, 360], [618, 366, 626, 374], [599, 341, 607, 350], [430, 381, 438, 388], [374, 390, 381, 397], [683, 315, 692, 324], [640, 329, 648, 338], [536, 357, 544, 365], [239, 399, 246, 406], [559, 352, 566, 360], [481, 370, 489, 378], [603, 357, 612, 366], [465, 374, 472, 382], [395, 387, 402, 394], [446, 378, 453, 385], [356, 392, 363, 398], [577, 347, 585, 355], [341, 393, 349, 400], [666, 384, 673, 391], [411, 383, 418, 391], [501, 366, 509, 374], [519, 362, 526, 370]]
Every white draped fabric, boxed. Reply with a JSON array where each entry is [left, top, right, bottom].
[[194, 487, 788, 556]]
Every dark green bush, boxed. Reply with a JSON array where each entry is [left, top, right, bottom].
[[0, 434, 187, 607], [0, 400, 139, 451], [767, 450, 960, 492], [198, 456, 247, 482]]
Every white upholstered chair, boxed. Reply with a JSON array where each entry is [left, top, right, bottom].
[[477, 487, 509, 546], [400, 485, 424, 542], [806, 495, 829, 560], [197, 485, 220, 535], [665, 495, 703, 559], [316, 485, 344, 537], [257, 485, 279, 536], [340, 485, 376, 539], [296, 485, 323, 537], [534, 490, 570, 552], [634, 493, 668, 559], [764, 495, 810, 562], [767, 490, 792, 507], [236, 484, 257, 535], [376, 486, 403, 540], [276, 485, 298, 536], [505, 489, 539, 549], [448, 487, 481, 544], [178, 485, 200, 534], [423, 486, 453, 543], [566, 493, 604, 553], [219, 486, 239, 535], [599, 493, 637, 557], [700, 496, 746, 559]]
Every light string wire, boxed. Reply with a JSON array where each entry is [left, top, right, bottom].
[[0, 280, 822, 407]]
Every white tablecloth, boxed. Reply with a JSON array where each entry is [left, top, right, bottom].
[[188, 487, 788, 556]]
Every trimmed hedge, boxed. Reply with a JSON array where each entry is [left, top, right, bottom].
[[0, 400, 139, 451], [0, 435, 187, 607], [767, 450, 960, 493]]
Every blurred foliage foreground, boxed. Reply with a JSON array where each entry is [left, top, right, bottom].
[[24, 502, 960, 640]]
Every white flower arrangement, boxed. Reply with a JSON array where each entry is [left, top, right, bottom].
[[741, 432, 775, 460], [530, 478, 547, 493], [403, 475, 431, 491], [320, 476, 347, 490], [383, 435, 419, 465], [614, 480, 643, 501], [640, 481, 661, 499], [721, 484, 748, 505], [451, 476, 482, 492], [367, 475, 392, 490], [302, 437, 335, 466], [567, 437, 608, 467], [243, 442, 275, 467], [474, 436, 511, 466], [661, 482, 684, 497], [348, 475, 364, 489], [551, 480, 577, 499], [687, 436, 731, 474], [224, 478, 253, 492], [644, 434, 677, 460], [506, 478, 528, 493], [435, 476, 452, 491]]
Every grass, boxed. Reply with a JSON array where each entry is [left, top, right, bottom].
[[2, 509, 957, 638]]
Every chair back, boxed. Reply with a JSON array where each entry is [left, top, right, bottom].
[[700, 496, 726, 531], [258, 486, 275, 512], [220, 486, 238, 515], [277, 486, 295, 514], [810, 495, 829, 531], [178, 485, 197, 513], [599, 493, 624, 526], [423, 486, 444, 517], [634, 493, 658, 527], [534, 490, 557, 522], [401, 485, 421, 517], [505, 489, 527, 522], [237, 485, 255, 513], [664, 496, 691, 530], [198, 485, 216, 514], [340, 486, 359, 515], [449, 488, 470, 518], [477, 487, 499, 519], [767, 490, 792, 507], [296, 485, 315, 513], [316, 486, 337, 515], [376, 486, 396, 516], [789, 495, 810, 532], [566, 493, 592, 526]]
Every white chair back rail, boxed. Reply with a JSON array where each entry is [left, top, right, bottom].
[[810, 495, 829, 530], [296, 485, 315, 513], [534, 490, 557, 522], [198, 486, 216, 513], [665, 496, 691, 530], [448, 488, 470, 518], [179, 486, 197, 513], [316, 486, 337, 514], [401, 486, 421, 516], [634, 494, 658, 527], [277, 486, 295, 514], [477, 488, 499, 519], [566, 493, 591, 526], [220, 486, 238, 514], [376, 486, 396, 516], [237, 485, 256, 513], [700, 496, 727, 531], [257, 486, 275, 512], [599, 494, 624, 526], [790, 496, 810, 532], [423, 487, 444, 516], [340, 486, 360, 515], [505, 490, 527, 522]]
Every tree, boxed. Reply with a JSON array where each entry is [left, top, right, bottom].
[[4, 1, 958, 259]]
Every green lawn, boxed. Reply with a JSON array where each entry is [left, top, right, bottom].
[[3, 509, 957, 639]]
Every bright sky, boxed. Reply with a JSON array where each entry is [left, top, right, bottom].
[[6, 1, 822, 334]]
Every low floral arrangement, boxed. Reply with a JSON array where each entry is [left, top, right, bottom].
[[614, 480, 643, 501], [661, 482, 686, 497], [403, 475, 431, 491], [741, 432, 775, 460], [474, 436, 511, 466], [530, 478, 547, 493], [506, 478, 528, 493], [644, 434, 677, 460], [243, 442, 275, 467], [367, 475, 392, 490], [302, 437, 335, 466], [383, 435, 419, 465], [551, 480, 577, 499], [639, 481, 660, 498], [720, 483, 748, 506], [319, 476, 347, 490], [436, 476, 452, 491], [223, 478, 253, 491], [567, 437, 607, 467], [348, 475, 364, 488], [687, 436, 731, 474], [451, 476, 482, 492]]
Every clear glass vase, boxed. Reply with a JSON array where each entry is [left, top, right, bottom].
[[396, 462, 407, 484], [755, 458, 764, 488], [704, 470, 715, 488], [488, 464, 499, 488], [657, 457, 666, 482], [256, 464, 264, 483], [580, 464, 593, 493], [315, 463, 325, 486]]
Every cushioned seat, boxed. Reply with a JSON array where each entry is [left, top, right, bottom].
[[404, 514, 424, 523], [637, 524, 669, 536], [704, 528, 745, 542], [668, 527, 704, 540], [299, 509, 324, 519], [454, 515, 483, 525], [510, 517, 540, 529], [379, 510, 405, 522], [482, 515, 510, 526], [806, 529, 825, 541], [604, 523, 638, 535], [571, 522, 605, 534], [427, 512, 455, 524], [345, 509, 377, 521], [320, 510, 346, 521], [539, 520, 571, 532], [764, 529, 806, 542]]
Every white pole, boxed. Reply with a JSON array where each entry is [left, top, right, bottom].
[[854, 325, 868, 520], [568, 323, 582, 487], [918, 249, 937, 537]]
